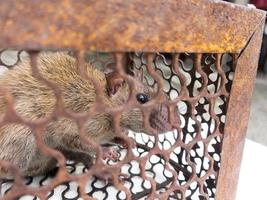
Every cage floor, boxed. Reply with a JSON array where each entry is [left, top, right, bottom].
[[0, 131, 179, 200]]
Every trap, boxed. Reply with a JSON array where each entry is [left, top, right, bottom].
[[0, 0, 265, 200]]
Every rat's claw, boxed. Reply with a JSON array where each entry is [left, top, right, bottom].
[[118, 173, 129, 182], [94, 171, 129, 184], [102, 147, 119, 161]]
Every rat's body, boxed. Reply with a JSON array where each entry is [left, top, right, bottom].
[[0, 53, 172, 178]]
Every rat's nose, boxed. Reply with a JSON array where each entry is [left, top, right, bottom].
[[159, 104, 169, 122], [160, 105, 180, 127], [149, 104, 180, 133], [172, 113, 180, 127]]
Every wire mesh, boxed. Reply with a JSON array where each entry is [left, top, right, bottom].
[[0, 50, 235, 199]]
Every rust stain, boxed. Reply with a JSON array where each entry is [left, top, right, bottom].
[[0, 0, 264, 52]]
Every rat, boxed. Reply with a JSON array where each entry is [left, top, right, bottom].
[[0, 52, 175, 181]]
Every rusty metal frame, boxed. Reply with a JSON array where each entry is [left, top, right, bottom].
[[0, 0, 265, 53], [216, 18, 265, 200], [0, 0, 265, 200]]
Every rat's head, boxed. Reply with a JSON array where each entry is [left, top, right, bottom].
[[105, 70, 178, 134]]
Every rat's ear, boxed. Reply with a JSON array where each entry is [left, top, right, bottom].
[[105, 71, 125, 96], [129, 67, 144, 82]]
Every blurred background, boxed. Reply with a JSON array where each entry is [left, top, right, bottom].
[[224, 0, 267, 146]]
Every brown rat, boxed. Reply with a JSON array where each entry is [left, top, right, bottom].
[[0, 52, 175, 179]]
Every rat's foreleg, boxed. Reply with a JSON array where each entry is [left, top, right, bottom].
[[60, 149, 93, 167], [61, 135, 120, 161]]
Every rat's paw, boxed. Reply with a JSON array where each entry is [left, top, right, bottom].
[[94, 171, 129, 184], [102, 147, 119, 161]]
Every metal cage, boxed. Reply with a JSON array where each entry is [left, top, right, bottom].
[[0, 0, 265, 200]]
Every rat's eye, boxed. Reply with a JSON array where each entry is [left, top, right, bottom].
[[136, 93, 149, 104]]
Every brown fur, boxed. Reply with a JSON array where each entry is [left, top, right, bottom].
[[0, 52, 155, 177]]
